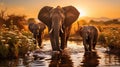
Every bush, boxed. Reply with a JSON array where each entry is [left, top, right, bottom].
[[0, 24, 36, 59], [98, 26, 120, 50], [98, 32, 106, 46], [105, 28, 120, 49]]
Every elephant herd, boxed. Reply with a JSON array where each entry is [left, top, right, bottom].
[[28, 5, 99, 53]]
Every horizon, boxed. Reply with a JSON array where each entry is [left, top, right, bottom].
[[0, 0, 120, 19]]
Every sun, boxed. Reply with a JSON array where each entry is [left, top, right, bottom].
[[78, 9, 86, 17]]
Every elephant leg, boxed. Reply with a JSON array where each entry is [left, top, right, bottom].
[[33, 34, 37, 44], [60, 33, 67, 50], [83, 40, 88, 51], [93, 42, 96, 50], [89, 44, 92, 51], [93, 36, 97, 50], [88, 39, 92, 51], [60, 27, 71, 50], [65, 29, 71, 48], [84, 44, 88, 51], [37, 33, 43, 48]]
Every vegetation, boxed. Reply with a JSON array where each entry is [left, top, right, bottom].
[[0, 7, 120, 59], [0, 23, 36, 59], [73, 19, 120, 55], [0, 8, 27, 30], [100, 25, 120, 55]]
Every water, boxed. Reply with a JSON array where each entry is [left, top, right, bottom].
[[0, 40, 120, 67]]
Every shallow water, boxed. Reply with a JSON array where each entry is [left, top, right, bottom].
[[0, 40, 120, 67]]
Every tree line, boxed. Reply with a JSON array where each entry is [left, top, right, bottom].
[[0, 8, 27, 30]]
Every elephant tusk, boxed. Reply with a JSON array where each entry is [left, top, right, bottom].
[[49, 28, 53, 34], [61, 28, 64, 33]]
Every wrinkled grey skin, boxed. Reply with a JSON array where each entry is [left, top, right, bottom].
[[38, 6, 79, 51], [79, 26, 98, 52], [28, 22, 46, 47]]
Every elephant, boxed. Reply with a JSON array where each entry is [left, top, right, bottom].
[[28, 21, 46, 48], [38, 6, 80, 52], [79, 26, 98, 52]]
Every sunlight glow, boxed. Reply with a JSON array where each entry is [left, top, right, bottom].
[[78, 9, 87, 17]]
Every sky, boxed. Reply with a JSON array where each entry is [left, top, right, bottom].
[[0, 0, 120, 19]]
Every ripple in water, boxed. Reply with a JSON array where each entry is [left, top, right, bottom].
[[0, 40, 120, 67]]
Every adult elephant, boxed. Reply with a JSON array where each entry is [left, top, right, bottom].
[[79, 26, 98, 52], [38, 6, 79, 52], [28, 21, 46, 48]]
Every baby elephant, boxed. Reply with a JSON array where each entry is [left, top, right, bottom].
[[28, 22, 46, 48], [79, 26, 98, 52]]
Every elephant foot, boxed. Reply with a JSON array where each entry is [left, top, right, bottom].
[[52, 51, 60, 55], [93, 48, 96, 50], [52, 51, 61, 60], [39, 45, 43, 49], [89, 49, 92, 52], [85, 49, 92, 52], [51, 51, 61, 60], [60, 44, 67, 50], [85, 50, 91, 53], [85, 48, 88, 52]]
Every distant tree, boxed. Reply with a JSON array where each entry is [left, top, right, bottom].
[[89, 20, 95, 24], [0, 8, 7, 28], [79, 19, 87, 25], [5, 14, 27, 30], [113, 19, 118, 22], [104, 19, 120, 25], [112, 19, 120, 24], [0, 8, 7, 19]]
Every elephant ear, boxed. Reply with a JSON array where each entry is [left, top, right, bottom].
[[38, 6, 53, 27], [63, 6, 80, 27]]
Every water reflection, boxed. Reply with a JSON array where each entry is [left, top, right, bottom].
[[101, 53, 120, 66], [17, 58, 26, 67], [1, 40, 120, 67], [49, 50, 73, 67], [81, 51, 100, 67]]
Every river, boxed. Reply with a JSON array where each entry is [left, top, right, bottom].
[[0, 40, 120, 67]]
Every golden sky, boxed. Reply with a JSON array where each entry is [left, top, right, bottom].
[[0, 0, 120, 19]]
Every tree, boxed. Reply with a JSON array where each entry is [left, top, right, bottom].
[[0, 8, 7, 19], [5, 14, 27, 30], [0, 8, 7, 28], [79, 19, 88, 25]]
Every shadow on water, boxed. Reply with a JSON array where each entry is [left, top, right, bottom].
[[81, 51, 100, 67], [49, 50, 73, 67], [0, 40, 120, 67]]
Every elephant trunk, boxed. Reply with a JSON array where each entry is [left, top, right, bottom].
[[49, 20, 63, 51], [54, 25, 60, 49]]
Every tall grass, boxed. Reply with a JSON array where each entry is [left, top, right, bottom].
[[96, 24, 120, 53]]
